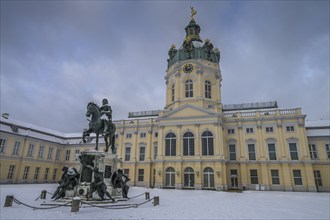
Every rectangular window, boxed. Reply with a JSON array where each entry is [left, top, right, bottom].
[[44, 168, 49, 180], [124, 169, 129, 176], [138, 169, 144, 181], [65, 150, 71, 161], [140, 133, 146, 138], [326, 144, 330, 159], [268, 143, 277, 160], [55, 149, 61, 160], [154, 143, 158, 160], [12, 141, 20, 155], [75, 149, 80, 155], [47, 147, 53, 159], [0, 138, 7, 153], [27, 144, 35, 157], [286, 126, 295, 132], [313, 170, 322, 187], [38, 146, 44, 158], [250, 170, 258, 184], [34, 167, 40, 180], [154, 132, 158, 138], [228, 144, 236, 160], [52, 168, 58, 181], [126, 133, 132, 139], [139, 145, 145, 161], [289, 143, 299, 160], [265, 127, 274, 133], [248, 144, 256, 160], [115, 134, 119, 139], [125, 147, 131, 161], [227, 129, 235, 134], [293, 170, 302, 185], [271, 170, 280, 185], [309, 144, 318, 159], [7, 165, 15, 179], [23, 166, 30, 180], [246, 128, 254, 134]]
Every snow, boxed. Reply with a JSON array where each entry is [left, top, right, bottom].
[[1, 184, 329, 220]]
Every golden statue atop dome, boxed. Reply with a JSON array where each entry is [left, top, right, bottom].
[[190, 6, 197, 20]]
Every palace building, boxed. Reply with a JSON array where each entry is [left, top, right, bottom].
[[0, 11, 329, 192]]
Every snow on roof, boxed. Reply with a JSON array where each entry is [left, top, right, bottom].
[[305, 119, 330, 128]]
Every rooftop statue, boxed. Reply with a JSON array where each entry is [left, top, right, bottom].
[[190, 6, 197, 20], [82, 98, 116, 153]]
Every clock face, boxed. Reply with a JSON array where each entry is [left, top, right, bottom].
[[183, 63, 193, 73]]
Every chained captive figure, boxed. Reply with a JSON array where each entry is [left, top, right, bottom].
[[113, 169, 130, 199], [89, 167, 115, 201]]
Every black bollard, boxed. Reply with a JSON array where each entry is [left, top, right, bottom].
[[40, 190, 47, 199], [145, 192, 150, 200], [71, 197, 81, 212], [4, 195, 14, 207], [153, 196, 159, 206]]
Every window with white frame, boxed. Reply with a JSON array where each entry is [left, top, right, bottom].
[[265, 127, 274, 133], [308, 144, 318, 159], [38, 146, 44, 158], [250, 169, 258, 184], [289, 143, 299, 160], [125, 145, 131, 161], [185, 80, 193, 98], [227, 129, 235, 134], [286, 126, 295, 132], [55, 149, 61, 160], [228, 144, 236, 160], [184, 167, 194, 188], [248, 144, 256, 160], [313, 170, 322, 187], [34, 167, 40, 180], [205, 80, 211, 99], [0, 138, 7, 153], [153, 143, 158, 160], [52, 168, 58, 181], [22, 166, 30, 180], [183, 132, 194, 156], [202, 131, 214, 156], [293, 170, 302, 185], [268, 143, 277, 160], [27, 144, 35, 157], [138, 169, 144, 181], [139, 144, 146, 161], [165, 132, 176, 156], [126, 133, 132, 139], [75, 149, 80, 155], [140, 133, 146, 138], [7, 165, 15, 179], [44, 168, 49, 180], [326, 144, 330, 159], [271, 169, 280, 185], [12, 141, 20, 155], [246, 128, 254, 134], [203, 167, 214, 188], [65, 150, 71, 161], [165, 167, 175, 188], [47, 147, 53, 159]]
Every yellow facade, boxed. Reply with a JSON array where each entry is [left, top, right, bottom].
[[0, 13, 329, 192]]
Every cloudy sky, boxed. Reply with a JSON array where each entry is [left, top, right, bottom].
[[1, 1, 329, 133]]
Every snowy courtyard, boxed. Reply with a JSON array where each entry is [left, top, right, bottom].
[[0, 184, 329, 220]]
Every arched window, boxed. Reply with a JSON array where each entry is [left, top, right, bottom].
[[205, 80, 211, 99], [185, 80, 193, 98], [203, 167, 214, 188], [171, 84, 175, 102], [202, 131, 214, 156], [165, 167, 175, 188], [184, 167, 194, 188], [165, 133, 176, 156], [183, 132, 194, 156]]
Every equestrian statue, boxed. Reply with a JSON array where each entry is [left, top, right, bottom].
[[82, 98, 116, 153]]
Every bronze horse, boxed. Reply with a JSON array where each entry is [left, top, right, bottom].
[[82, 102, 116, 153]]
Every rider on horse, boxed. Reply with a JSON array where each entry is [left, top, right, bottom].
[[100, 98, 112, 136]]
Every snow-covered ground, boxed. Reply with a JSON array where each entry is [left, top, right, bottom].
[[0, 184, 329, 220]]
